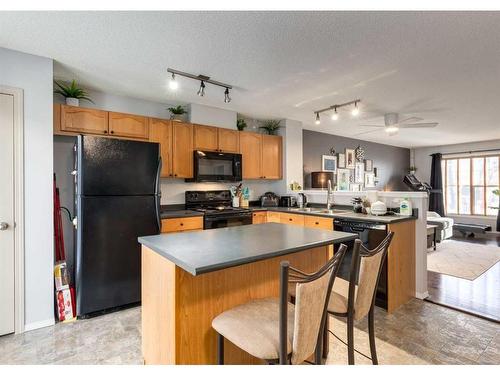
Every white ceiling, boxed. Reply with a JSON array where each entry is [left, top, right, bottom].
[[1, 11, 500, 148]]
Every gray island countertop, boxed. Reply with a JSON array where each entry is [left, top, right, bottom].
[[138, 222, 357, 276]]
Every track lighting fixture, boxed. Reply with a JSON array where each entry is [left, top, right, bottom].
[[169, 73, 178, 90], [167, 68, 233, 103], [331, 107, 339, 121], [351, 102, 360, 117], [197, 81, 206, 97], [224, 87, 231, 103], [313, 99, 361, 124]]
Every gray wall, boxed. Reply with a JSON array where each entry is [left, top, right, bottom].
[[1, 47, 54, 330], [303, 129, 410, 191]]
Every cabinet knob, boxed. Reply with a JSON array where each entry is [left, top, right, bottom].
[[174, 174, 177, 177], [104, 130, 108, 134], [289, 218, 292, 221], [110, 130, 114, 134], [315, 222, 319, 225], [180, 223, 184, 226], [263, 176, 266, 179]]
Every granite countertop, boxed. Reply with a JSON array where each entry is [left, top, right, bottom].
[[138, 222, 357, 276], [249, 206, 417, 224], [160, 209, 203, 219]]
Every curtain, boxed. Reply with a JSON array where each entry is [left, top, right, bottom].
[[429, 153, 445, 216]]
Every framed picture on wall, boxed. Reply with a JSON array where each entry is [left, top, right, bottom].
[[321, 155, 337, 172], [365, 172, 376, 188], [338, 153, 346, 168], [337, 169, 350, 191], [354, 162, 365, 183], [365, 159, 373, 172], [345, 149, 355, 169], [350, 183, 361, 192]]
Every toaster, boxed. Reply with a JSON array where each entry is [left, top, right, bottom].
[[260, 192, 280, 207]]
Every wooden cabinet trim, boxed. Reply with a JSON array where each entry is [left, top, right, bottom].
[[149, 118, 173, 178], [193, 124, 219, 151], [161, 217, 203, 233], [108, 111, 149, 139], [60, 105, 109, 135]]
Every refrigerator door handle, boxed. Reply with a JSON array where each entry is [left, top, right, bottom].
[[154, 157, 162, 232]]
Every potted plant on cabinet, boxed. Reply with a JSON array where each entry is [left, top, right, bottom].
[[236, 118, 247, 131], [54, 80, 94, 106], [259, 119, 281, 135], [168, 105, 188, 121]]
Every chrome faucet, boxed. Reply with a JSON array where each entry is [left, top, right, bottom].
[[326, 179, 334, 210]]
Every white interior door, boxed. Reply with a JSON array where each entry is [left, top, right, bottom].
[[0, 93, 15, 336]]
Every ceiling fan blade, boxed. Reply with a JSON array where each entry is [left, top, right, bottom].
[[388, 130, 399, 136], [399, 122, 438, 128], [359, 124, 385, 127], [398, 116, 424, 124], [353, 128, 383, 136]]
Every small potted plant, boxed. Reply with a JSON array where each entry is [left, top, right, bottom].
[[236, 118, 247, 131], [54, 80, 94, 106], [167, 105, 188, 121], [259, 119, 281, 135]]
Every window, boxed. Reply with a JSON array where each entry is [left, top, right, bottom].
[[442, 155, 500, 216]]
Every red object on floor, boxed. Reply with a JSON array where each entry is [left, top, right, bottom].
[[53, 174, 66, 262]]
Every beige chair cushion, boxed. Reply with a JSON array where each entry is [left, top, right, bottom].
[[212, 297, 295, 361], [354, 250, 384, 320], [327, 277, 358, 314]]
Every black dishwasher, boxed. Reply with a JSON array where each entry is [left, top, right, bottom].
[[334, 219, 388, 309]]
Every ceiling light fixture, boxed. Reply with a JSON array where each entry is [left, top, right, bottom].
[[197, 81, 206, 97], [385, 125, 399, 134], [169, 72, 178, 90], [351, 102, 360, 117], [313, 99, 361, 125], [331, 107, 339, 121], [167, 68, 233, 103], [224, 87, 231, 103]]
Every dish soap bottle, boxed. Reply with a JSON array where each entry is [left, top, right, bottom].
[[399, 198, 412, 216]]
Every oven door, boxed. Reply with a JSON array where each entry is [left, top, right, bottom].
[[204, 213, 252, 229], [190, 150, 242, 182]]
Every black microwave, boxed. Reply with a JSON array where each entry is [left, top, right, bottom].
[[187, 150, 242, 182]]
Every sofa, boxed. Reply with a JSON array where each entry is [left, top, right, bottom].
[[427, 211, 454, 242]]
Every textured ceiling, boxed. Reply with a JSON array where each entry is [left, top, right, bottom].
[[1, 11, 500, 148]]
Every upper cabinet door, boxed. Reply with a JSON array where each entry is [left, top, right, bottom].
[[193, 124, 218, 151], [239, 132, 262, 179], [149, 118, 172, 178], [218, 128, 240, 153], [172, 122, 193, 178], [108, 112, 149, 139], [261, 135, 282, 179], [60, 105, 109, 135]]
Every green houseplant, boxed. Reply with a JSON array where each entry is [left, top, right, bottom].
[[236, 118, 247, 131], [259, 119, 281, 135], [167, 105, 188, 121], [54, 80, 94, 106]]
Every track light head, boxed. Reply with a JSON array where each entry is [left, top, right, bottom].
[[331, 107, 339, 121], [197, 81, 206, 97], [351, 102, 360, 117], [315, 113, 321, 125], [224, 87, 231, 103], [169, 73, 178, 90]]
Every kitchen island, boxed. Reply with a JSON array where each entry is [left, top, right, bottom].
[[138, 223, 357, 365]]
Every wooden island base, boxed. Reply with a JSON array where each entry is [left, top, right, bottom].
[[141, 245, 329, 365]]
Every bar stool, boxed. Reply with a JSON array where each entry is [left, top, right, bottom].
[[328, 232, 394, 365], [211, 244, 347, 365]]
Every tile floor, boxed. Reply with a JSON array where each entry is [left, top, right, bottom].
[[0, 299, 498, 365]]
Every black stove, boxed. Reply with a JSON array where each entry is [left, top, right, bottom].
[[185, 190, 252, 229]]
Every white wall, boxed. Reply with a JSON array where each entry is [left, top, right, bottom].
[[413, 139, 500, 229], [189, 103, 236, 129], [0, 47, 54, 330]]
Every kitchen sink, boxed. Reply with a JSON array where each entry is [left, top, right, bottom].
[[287, 207, 349, 214]]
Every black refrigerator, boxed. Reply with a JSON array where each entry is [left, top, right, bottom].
[[74, 135, 161, 317]]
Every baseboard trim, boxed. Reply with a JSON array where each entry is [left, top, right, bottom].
[[24, 318, 55, 332], [416, 291, 429, 299]]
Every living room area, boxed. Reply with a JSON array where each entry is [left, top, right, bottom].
[[412, 140, 500, 322]]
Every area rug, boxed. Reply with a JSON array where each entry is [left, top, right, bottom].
[[427, 240, 500, 280]]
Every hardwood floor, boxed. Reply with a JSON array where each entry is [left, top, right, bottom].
[[426, 233, 500, 322]]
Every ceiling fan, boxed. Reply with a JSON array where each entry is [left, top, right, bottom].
[[356, 113, 438, 136]]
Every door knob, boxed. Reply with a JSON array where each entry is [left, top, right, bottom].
[[0, 222, 9, 231]]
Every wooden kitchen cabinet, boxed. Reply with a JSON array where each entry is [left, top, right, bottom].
[[161, 217, 203, 233], [193, 124, 218, 151], [108, 111, 149, 139], [252, 211, 267, 224], [60, 105, 109, 135], [239, 132, 263, 179], [239, 132, 282, 180], [304, 215, 333, 230], [266, 211, 281, 223], [261, 135, 282, 179], [279, 212, 305, 226], [149, 118, 173, 178], [172, 122, 193, 178], [218, 128, 240, 153], [193, 125, 240, 153]]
